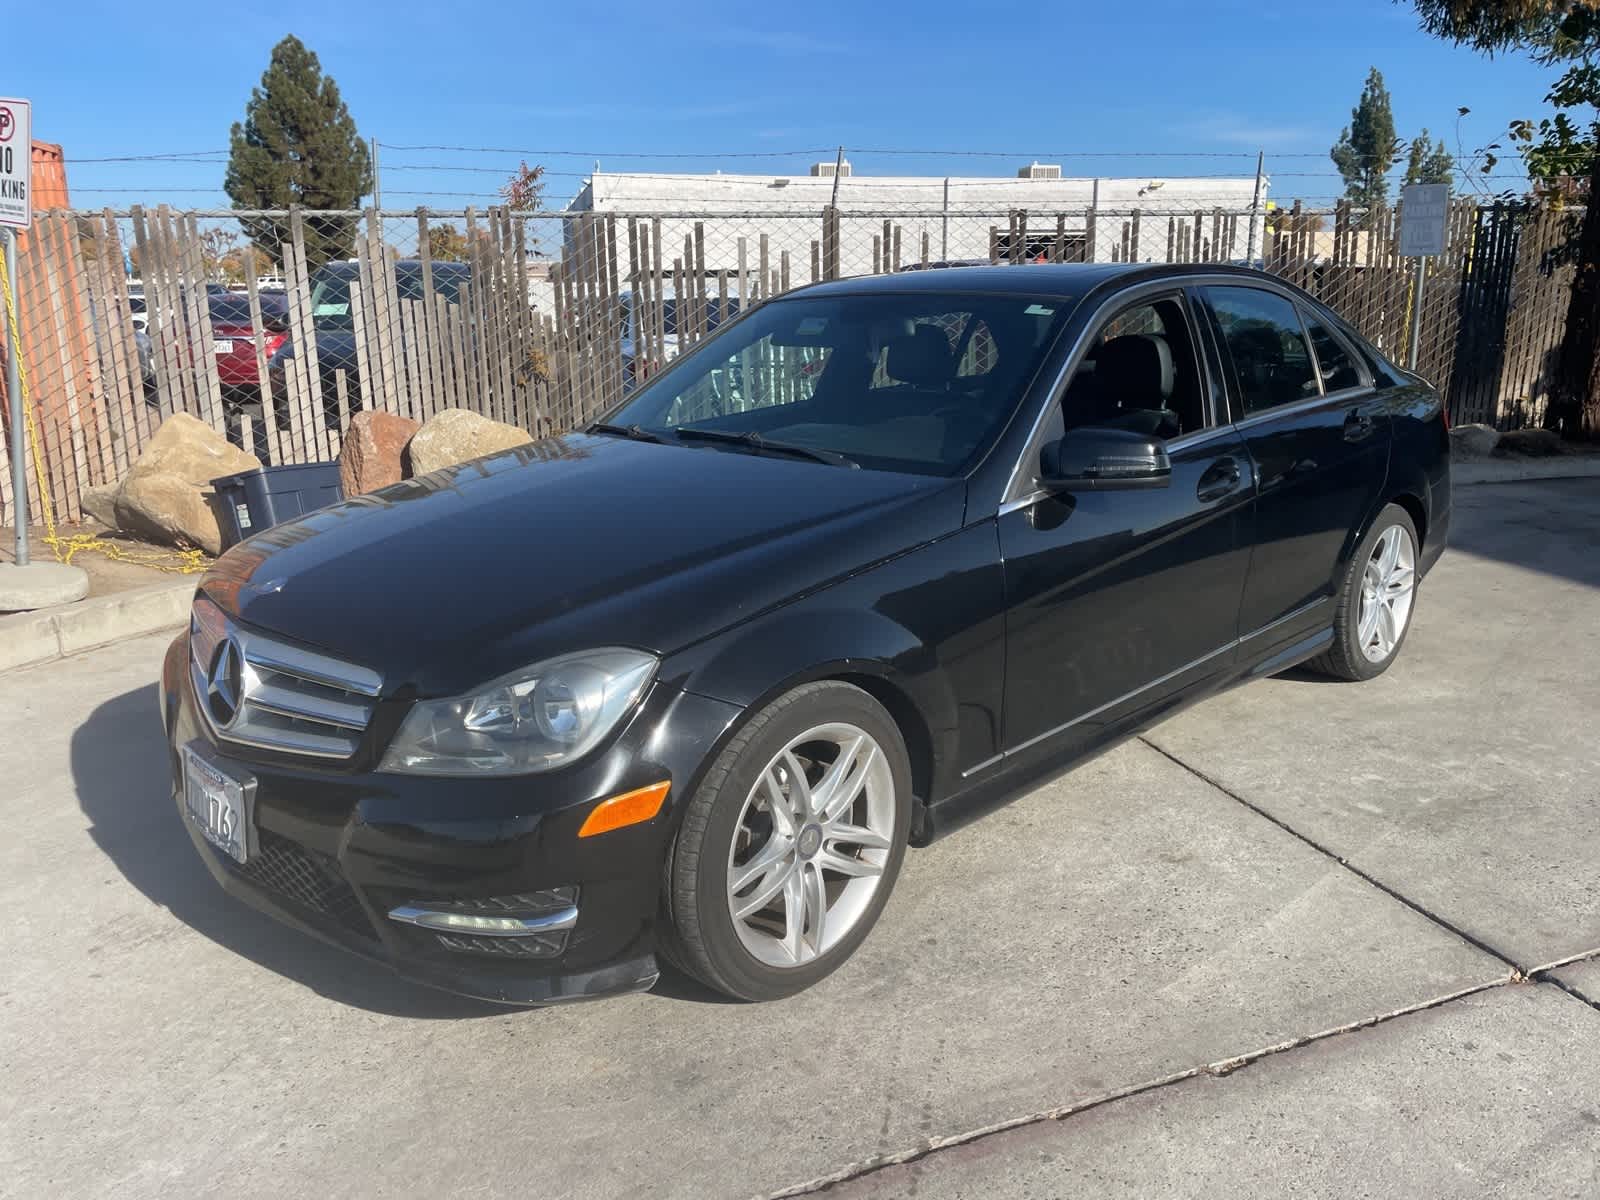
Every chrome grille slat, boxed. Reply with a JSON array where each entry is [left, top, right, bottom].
[[248, 679, 374, 730], [241, 641, 382, 697], [190, 596, 382, 760]]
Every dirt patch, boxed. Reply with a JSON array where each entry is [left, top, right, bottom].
[[0, 523, 210, 600]]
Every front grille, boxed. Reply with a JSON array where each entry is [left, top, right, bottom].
[[190, 596, 382, 760], [235, 830, 374, 940]]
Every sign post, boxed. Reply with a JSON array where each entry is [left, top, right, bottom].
[[1399, 183, 1448, 372], [1, 96, 32, 567]]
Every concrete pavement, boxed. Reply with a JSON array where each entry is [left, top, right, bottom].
[[2, 479, 1598, 1198]]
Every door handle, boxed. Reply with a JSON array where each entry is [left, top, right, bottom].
[[1344, 410, 1376, 442], [1196, 456, 1245, 503]]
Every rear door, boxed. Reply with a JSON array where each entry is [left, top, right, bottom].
[[997, 289, 1255, 763], [1198, 284, 1390, 655]]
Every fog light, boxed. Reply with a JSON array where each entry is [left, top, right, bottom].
[[387, 901, 578, 937]]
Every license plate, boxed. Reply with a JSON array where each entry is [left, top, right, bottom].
[[212, 339, 235, 355], [183, 746, 253, 864]]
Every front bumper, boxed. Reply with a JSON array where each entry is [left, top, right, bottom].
[[161, 634, 740, 1005]]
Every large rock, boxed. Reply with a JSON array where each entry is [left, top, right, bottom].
[[131, 411, 260, 485], [340, 410, 420, 495], [115, 470, 231, 556], [404, 408, 533, 477], [1497, 427, 1565, 457], [110, 413, 260, 555], [1449, 423, 1499, 458], [80, 483, 119, 530]]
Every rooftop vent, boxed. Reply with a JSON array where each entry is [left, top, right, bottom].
[[1018, 162, 1063, 180], [811, 161, 852, 178]]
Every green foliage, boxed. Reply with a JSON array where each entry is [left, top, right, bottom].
[[425, 224, 470, 262], [1413, 3, 1600, 189], [224, 35, 372, 270], [1404, 129, 1456, 185], [1330, 68, 1402, 209]]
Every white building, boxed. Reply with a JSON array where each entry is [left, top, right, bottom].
[[565, 162, 1266, 283]]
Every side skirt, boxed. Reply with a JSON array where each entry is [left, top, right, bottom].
[[915, 623, 1334, 845]]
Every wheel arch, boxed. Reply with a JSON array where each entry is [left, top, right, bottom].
[[1387, 488, 1428, 547], [663, 605, 959, 835]]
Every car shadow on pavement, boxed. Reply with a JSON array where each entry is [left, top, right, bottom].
[[71, 684, 505, 1019]]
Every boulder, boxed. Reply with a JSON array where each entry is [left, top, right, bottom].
[[1496, 427, 1565, 457], [404, 408, 533, 477], [109, 413, 261, 555], [1449, 423, 1499, 458], [115, 469, 230, 556], [340, 410, 420, 495], [80, 483, 120, 530], [132, 411, 260, 485]]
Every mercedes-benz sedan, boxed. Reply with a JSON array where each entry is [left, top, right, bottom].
[[161, 263, 1449, 1004]]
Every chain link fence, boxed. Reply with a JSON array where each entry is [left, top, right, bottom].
[[0, 199, 1582, 526]]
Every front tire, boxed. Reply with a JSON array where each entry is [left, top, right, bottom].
[[1309, 502, 1420, 681], [662, 681, 912, 1001]]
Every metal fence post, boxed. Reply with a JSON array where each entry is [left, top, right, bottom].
[[1244, 150, 1264, 266], [3, 227, 27, 567], [1408, 256, 1427, 371]]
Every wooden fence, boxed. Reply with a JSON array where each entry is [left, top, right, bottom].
[[0, 199, 1583, 526]]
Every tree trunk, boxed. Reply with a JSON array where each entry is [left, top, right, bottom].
[[1552, 156, 1600, 438]]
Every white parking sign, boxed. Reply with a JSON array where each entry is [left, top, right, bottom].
[[1399, 183, 1448, 257], [0, 97, 31, 230]]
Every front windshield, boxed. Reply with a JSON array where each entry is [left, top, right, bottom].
[[607, 291, 1071, 476]]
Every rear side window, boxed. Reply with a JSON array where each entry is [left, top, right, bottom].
[[1302, 310, 1364, 393], [1204, 286, 1319, 415]]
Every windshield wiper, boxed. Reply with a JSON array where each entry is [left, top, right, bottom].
[[672, 427, 859, 468], [586, 422, 670, 444]]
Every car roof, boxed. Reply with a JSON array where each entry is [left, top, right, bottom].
[[794, 261, 1289, 301]]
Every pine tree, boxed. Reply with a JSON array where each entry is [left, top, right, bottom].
[[1404, 129, 1456, 185], [1330, 68, 1402, 211], [225, 35, 371, 270]]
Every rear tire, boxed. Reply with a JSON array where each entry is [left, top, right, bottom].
[[661, 681, 912, 1002], [1309, 502, 1420, 681]]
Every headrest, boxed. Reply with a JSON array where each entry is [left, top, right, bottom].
[[1095, 334, 1174, 401], [885, 324, 955, 388]]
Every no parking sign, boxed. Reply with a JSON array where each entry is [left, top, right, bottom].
[[0, 97, 31, 230]]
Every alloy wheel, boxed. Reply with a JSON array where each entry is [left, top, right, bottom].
[[1357, 524, 1416, 663], [725, 722, 896, 969]]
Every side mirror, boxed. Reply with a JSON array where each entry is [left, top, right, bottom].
[[1038, 426, 1172, 491]]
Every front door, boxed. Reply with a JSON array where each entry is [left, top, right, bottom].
[[1197, 285, 1391, 653], [998, 291, 1255, 761]]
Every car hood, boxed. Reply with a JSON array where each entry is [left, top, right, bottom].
[[201, 433, 965, 696]]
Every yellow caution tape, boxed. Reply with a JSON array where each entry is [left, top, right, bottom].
[[0, 239, 207, 575]]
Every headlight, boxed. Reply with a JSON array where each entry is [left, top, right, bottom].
[[379, 648, 658, 776]]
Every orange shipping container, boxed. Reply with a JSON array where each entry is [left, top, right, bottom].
[[30, 141, 71, 210]]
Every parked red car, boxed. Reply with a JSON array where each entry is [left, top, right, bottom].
[[211, 293, 290, 400]]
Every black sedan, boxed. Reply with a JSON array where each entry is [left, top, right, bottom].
[[160, 263, 1449, 1004]]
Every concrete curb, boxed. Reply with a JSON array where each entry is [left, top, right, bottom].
[[0, 578, 195, 674], [1454, 457, 1600, 486]]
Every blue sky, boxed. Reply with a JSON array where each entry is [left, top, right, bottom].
[[10, 0, 1561, 209]]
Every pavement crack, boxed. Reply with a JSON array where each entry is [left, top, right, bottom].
[[1537, 973, 1600, 1012], [1529, 948, 1600, 1012], [760, 980, 1513, 1199], [1138, 735, 1527, 975]]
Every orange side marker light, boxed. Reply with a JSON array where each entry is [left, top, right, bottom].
[[578, 781, 671, 838]]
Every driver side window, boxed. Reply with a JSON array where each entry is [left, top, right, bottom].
[[1058, 294, 1209, 441]]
